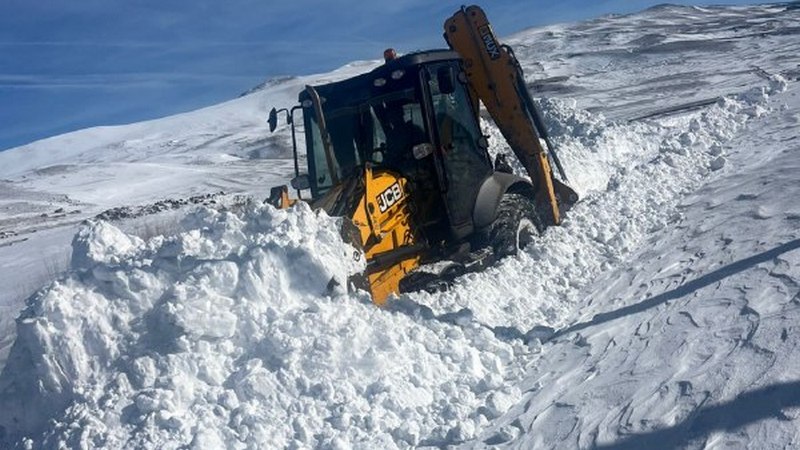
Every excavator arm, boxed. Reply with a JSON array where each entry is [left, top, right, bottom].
[[444, 5, 578, 225]]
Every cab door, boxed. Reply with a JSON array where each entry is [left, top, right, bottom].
[[424, 62, 493, 239]]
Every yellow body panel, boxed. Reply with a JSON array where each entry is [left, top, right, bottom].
[[352, 166, 421, 305], [273, 167, 421, 304], [266, 185, 298, 209]]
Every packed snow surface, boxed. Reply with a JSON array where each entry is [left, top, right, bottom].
[[1, 3, 800, 449]]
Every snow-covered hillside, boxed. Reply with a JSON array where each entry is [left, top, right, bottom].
[[1, 3, 799, 449]]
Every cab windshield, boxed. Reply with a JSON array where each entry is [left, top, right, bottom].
[[304, 89, 426, 198]]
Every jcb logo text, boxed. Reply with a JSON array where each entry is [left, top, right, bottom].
[[377, 182, 403, 213]]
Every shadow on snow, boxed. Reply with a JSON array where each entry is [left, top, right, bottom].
[[549, 239, 800, 341], [594, 380, 800, 449]]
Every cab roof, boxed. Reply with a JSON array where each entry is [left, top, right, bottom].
[[298, 49, 460, 108]]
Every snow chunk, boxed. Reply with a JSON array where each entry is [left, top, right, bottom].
[[71, 220, 144, 269], [709, 156, 726, 171]]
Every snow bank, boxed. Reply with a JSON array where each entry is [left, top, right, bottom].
[[0, 202, 528, 449], [433, 74, 790, 333]]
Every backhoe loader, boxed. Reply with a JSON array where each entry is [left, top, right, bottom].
[[266, 5, 578, 304]]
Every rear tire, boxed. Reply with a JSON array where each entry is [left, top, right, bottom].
[[481, 192, 544, 258]]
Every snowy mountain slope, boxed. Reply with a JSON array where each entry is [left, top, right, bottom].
[[0, 2, 799, 449], [507, 2, 799, 120], [0, 61, 380, 207], [0, 58, 383, 248]]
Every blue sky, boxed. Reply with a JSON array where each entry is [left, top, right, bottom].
[[0, 0, 776, 151]]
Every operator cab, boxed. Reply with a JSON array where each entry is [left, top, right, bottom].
[[283, 50, 495, 242]]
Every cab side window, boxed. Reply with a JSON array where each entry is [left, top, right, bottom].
[[427, 64, 491, 226]]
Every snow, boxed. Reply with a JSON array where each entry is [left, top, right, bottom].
[[470, 83, 800, 449], [0, 203, 530, 448], [1, 2, 800, 449]]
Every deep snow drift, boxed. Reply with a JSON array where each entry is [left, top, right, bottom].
[[0, 203, 531, 448], [1, 3, 799, 449]]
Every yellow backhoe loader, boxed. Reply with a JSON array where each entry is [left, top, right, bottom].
[[267, 5, 578, 304]]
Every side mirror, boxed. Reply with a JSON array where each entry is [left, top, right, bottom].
[[268, 107, 278, 133], [290, 174, 310, 190], [437, 66, 456, 95], [412, 143, 434, 160]]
